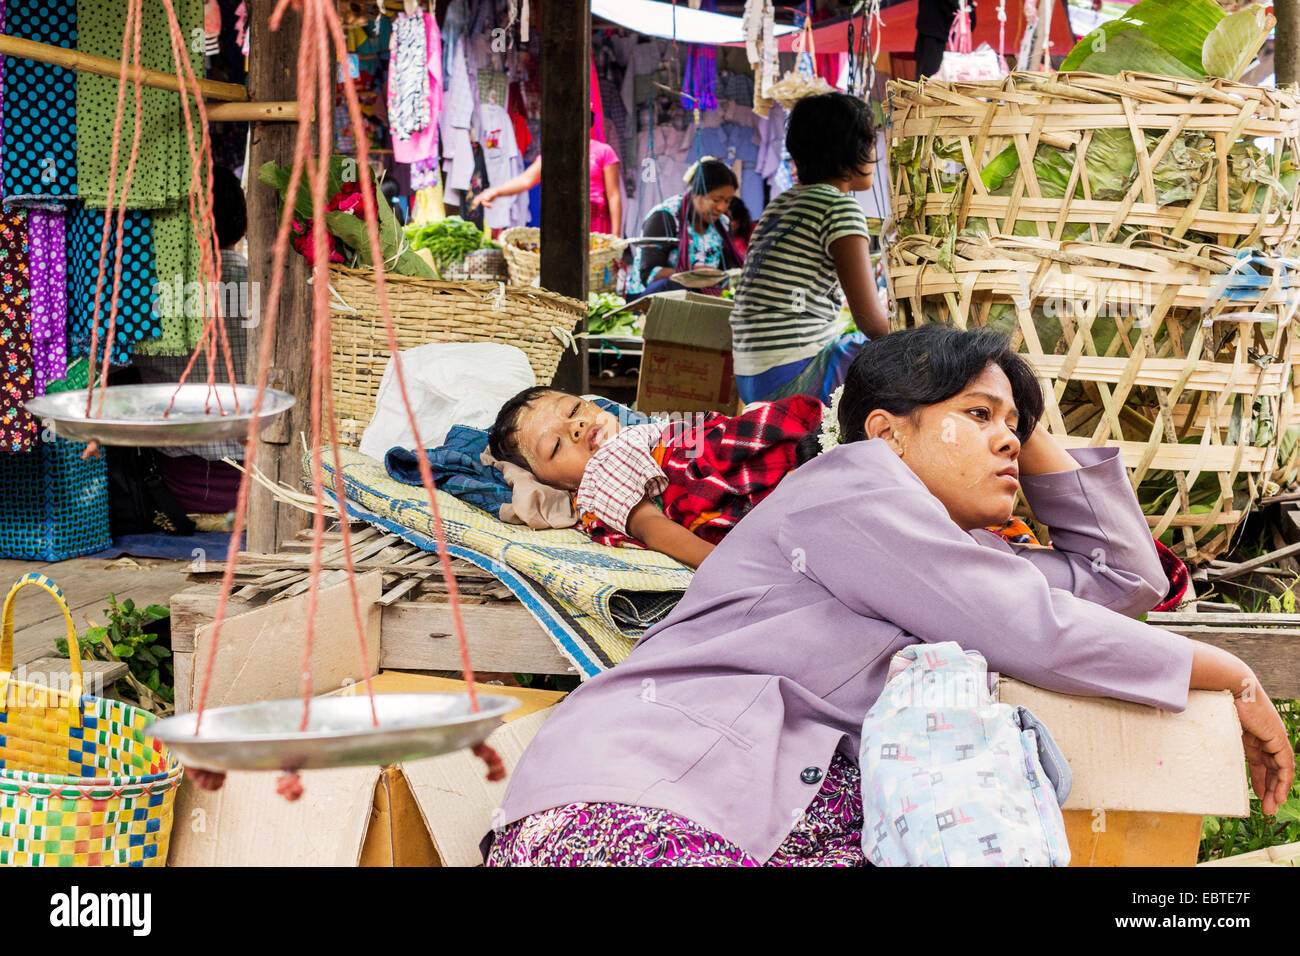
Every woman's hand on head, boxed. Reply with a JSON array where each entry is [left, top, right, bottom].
[[1017, 422, 1080, 477], [1236, 678, 1296, 815]]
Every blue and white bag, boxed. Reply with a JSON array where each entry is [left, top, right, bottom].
[[860, 642, 1072, 866]]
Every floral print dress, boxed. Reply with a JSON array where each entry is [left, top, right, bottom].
[[0, 209, 35, 452]]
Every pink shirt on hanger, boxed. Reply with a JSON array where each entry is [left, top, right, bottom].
[[391, 12, 443, 166]]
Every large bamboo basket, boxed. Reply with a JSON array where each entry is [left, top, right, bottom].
[[327, 266, 584, 430], [887, 233, 1300, 562], [889, 72, 1300, 255]]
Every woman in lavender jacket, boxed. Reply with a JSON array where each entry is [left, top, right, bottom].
[[485, 325, 1295, 867]]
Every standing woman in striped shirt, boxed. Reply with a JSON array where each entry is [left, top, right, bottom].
[[730, 93, 890, 404]]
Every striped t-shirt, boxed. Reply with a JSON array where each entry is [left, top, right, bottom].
[[730, 184, 869, 376]]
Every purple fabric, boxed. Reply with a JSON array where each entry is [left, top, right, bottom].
[[27, 209, 66, 395], [156, 453, 242, 514], [495, 444, 1197, 862], [486, 753, 864, 866]]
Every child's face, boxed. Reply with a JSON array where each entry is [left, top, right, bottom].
[[515, 392, 621, 490]]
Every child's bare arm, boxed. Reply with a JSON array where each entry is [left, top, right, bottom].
[[627, 500, 715, 569], [830, 233, 889, 338]]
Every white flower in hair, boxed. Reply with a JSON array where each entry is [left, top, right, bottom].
[[818, 385, 845, 453]]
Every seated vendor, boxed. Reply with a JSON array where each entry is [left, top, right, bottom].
[[729, 92, 890, 405], [625, 158, 744, 299], [134, 166, 249, 516], [484, 324, 1295, 866]]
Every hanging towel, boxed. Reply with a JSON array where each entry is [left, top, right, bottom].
[[0, 208, 36, 452], [133, 207, 203, 356], [28, 210, 68, 395], [2, 0, 78, 204], [76, 0, 204, 210], [66, 206, 159, 366]]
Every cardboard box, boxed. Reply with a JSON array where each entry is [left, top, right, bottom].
[[999, 679, 1250, 867], [634, 290, 742, 415], [168, 672, 566, 867]]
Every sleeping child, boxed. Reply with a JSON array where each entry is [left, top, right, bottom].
[[487, 388, 823, 568]]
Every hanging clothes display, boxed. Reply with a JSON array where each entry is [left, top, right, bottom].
[[742, 0, 778, 119], [2, 0, 78, 204], [76, 0, 203, 210], [0, 208, 35, 452], [28, 210, 67, 397], [66, 207, 159, 366], [388, 10, 432, 141], [477, 100, 528, 231], [439, 0, 476, 200], [409, 157, 445, 225]]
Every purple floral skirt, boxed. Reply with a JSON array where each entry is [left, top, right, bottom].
[[486, 752, 865, 867]]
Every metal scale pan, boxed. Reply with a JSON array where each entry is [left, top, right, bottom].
[[150, 693, 522, 772], [26, 383, 295, 447]]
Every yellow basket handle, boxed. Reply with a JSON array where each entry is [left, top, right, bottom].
[[0, 572, 83, 714]]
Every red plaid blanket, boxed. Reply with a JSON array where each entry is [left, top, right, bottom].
[[582, 395, 824, 549]]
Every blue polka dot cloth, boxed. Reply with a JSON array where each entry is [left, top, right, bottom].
[[2, 0, 78, 204], [66, 207, 159, 366]]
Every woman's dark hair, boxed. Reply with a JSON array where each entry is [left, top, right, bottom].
[[785, 92, 877, 185], [796, 325, 1044, 465], [729, 196, 753, 240], [488, 385, 558, 469], [212, 166, 247, 248], [688, 158, 738, 194]]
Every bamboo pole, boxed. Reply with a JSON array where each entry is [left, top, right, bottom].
[[0, 34, 249, 102], [207, 101, 300, 122]]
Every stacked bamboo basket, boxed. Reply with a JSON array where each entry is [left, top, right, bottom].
[[886, 71, 1300, 561]]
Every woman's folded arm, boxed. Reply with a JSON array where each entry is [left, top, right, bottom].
[[778, 454, 1194, 710]]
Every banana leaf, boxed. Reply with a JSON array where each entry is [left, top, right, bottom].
[[1060, 0, 1224, 76], [1202, 4, 1272, 81]]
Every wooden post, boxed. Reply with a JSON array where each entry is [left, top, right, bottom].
[[1278, 0, 1300, 88], [539, 0, 590, 394], [246, 0, 312, 553]]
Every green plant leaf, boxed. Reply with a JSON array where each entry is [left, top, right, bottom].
[[147, 669, 161, 692], [112, 643, 134, 658], [1202, 5, 1271, 82], [152, 645, 171, 659], [1071, 27, 1203, 79], [134, 646, 157, 666], [145, 605, 170, 621], [1060, 21, 1137, 72], [54, 637, 68, 657], [121, 598, 135, 613], [1277, 797, 1300, 824]]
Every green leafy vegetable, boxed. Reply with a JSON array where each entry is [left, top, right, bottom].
[[404, 216, 499, 277]]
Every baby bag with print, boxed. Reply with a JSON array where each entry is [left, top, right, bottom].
[[859, 642, 1072, 866]]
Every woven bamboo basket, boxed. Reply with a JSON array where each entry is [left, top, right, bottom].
[[500, 227, 626, 293], [887, 232, 1300, 562], [0, 573, 183, 866], [327, 266, 585, 429], [889, 72, 1300, 255]]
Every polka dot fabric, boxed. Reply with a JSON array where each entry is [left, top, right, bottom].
[[1, 0, 77, 204], [66, 207, 159, 366], [0, 208, 36, 452]]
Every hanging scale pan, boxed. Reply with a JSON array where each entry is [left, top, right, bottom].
[[149, 693, 521, 772], [25, 383, 295, 447]]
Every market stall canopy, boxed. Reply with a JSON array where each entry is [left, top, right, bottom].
[[732, 0, 1079, 56], [592, 0, 798, 44]]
